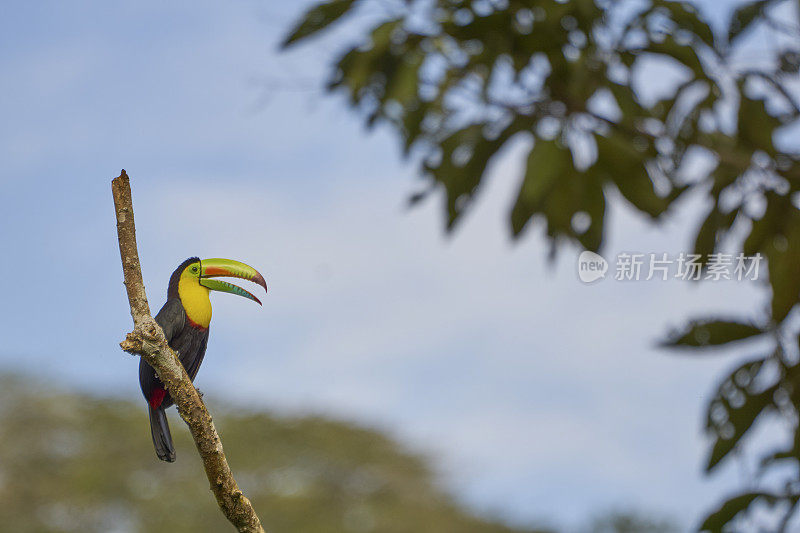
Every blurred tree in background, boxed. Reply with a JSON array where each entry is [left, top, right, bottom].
[[0, 374, 674, 533], [282, 0, 800, 530], [582, 510, 679, 533], [0, 375, 546, 533]]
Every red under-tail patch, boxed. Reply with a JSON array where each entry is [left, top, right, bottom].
[[149, 387, 167, 409]]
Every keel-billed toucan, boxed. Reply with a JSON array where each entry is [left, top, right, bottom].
[[140, 257, 267, 462]]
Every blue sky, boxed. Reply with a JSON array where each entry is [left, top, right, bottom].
[[0, 0, 784, 530]]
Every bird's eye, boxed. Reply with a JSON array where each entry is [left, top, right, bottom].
[[191, 266, 199, 273]]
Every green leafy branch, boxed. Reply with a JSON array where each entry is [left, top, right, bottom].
[[282, 0, 800, 529]]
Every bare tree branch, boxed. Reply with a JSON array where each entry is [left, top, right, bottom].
[[111, 169, 266, 533]]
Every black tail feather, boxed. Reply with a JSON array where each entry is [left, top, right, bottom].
[[149, 406, 176, 462]]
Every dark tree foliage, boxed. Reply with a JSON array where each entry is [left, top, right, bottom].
[[283, 0, 800, 530]]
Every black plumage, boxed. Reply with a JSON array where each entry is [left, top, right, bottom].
[[139, 258, 210, 462]]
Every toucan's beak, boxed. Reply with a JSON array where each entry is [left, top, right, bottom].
[[199, 258, 268, 305]]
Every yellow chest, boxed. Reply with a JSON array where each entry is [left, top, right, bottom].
[[178, 277, 212, 328]]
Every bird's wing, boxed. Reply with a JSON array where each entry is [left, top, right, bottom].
[[140, 298, 186, 405], [181, 328, 209, 382], [154, 298, 185, 343]]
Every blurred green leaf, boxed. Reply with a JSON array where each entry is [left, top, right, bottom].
[[511, 139, 605, 250], [692, 202, 739, 264], [709, 163, 742, 196], [329, 20, 402, 104], [382, 51, 422, 107], [704, 356, 776, 471], [282, 0, 356, 48], [779, 50, 800, 74], [606, 83, 647, 122], [663, 319, 764, 348], [654, 0, 716, 48], [766, 217, 800, 322], [511, 139, 571, 237], [700, 492, 778, 532], [744, 192, 800, 321], [399, 99, 427, 154], [728, 0, 767, 46], [594, 133, 672, 218], [738, 94, 781, 155], [407, 188, 430, 207], [428, 116, 534, 229], [743, 191, 791, 255]]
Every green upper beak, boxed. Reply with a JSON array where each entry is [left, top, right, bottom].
[[199, 258, 268, 305]]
